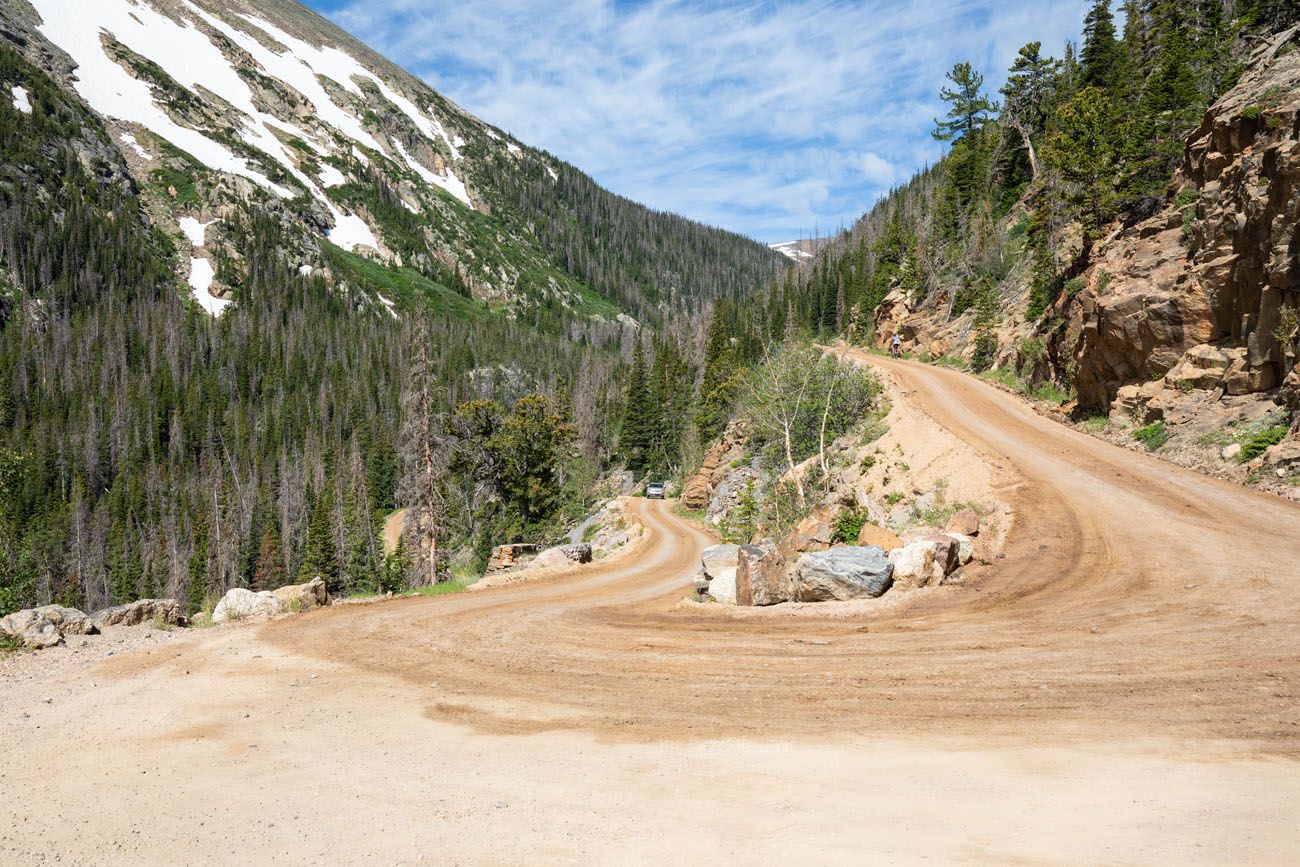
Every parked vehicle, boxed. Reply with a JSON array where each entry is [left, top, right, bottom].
[[645, 482, 665, 499]]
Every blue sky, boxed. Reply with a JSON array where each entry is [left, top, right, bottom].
[[305, 0, 1092, 243]]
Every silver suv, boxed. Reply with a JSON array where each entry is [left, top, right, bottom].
[[645, 482, 665, 499]]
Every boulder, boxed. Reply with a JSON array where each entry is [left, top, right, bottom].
[[856, 523, 904, 551], [735, 544, 793, 606], [778, 503, 840, 557], [211, 588, 283, 624], [708, 570, 738, 605], [944, 508, 981, 537], [794, 546, 893, 602], [947, 534, 976, 566], [922, 535, 962, 575], [529, 543, 594, 571], [34, 605, 97, 636], [93, 598, 186, 629], [701, 543, 740, 578], [271, 578, 330, 612], [0, 609, 64, 649], [889, 541, 945, 591], [700, 543, 740, 603], [486, 543, 543, 572]]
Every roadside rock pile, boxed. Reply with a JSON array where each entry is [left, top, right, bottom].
[[210, 577, 330, 623], [94, 598, 186, 629], [486, 543, 543, 573], [696, 506, 979, 606], [529, 542, 594, 571], [2, 599, 187, 649]]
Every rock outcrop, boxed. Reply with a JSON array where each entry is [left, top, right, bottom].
[[93, 598, 186, 629], [679, 420, 749, 511], [794, 547, 894, 601], [1072, 27, 1300, 410]]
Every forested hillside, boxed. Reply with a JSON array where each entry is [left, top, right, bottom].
[[0, 0, 783, 617], [692, 0, 1300, 415]]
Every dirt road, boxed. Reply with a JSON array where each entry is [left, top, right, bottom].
[[3, 358, 1299, 865]]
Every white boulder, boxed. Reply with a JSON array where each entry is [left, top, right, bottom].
[[211, 588, 283, 624]]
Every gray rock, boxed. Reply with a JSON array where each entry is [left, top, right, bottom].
[[35, 605, 97, 636], [558, 543, 593, 564], [795, 547, 894, 601], [93, 598, 186, 629], [736, 544, 793, 606], [0, 609, 67, 649]]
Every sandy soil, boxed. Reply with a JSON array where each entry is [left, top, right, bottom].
[[3, 358, 1299, 865]]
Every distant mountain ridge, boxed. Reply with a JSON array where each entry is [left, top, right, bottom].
[[7, 0, 782, 325]]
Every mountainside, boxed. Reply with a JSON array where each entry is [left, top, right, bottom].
[[4, 0, 781, 325], [0, 0, 783, 616]]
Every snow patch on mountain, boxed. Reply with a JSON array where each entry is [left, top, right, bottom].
[[393, 140, 471, 207], [187, 257, 231, 316], [318, 162, 347, 188], [327, 210, 379, 252], [11, 86, 31, 114], [179, 217, 215, 247], [769, 240, 815, 261], [119, 131, 152, 161]]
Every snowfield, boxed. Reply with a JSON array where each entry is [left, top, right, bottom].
[[28, 0, 478, 256], [11, 85, 31, 114], [186, 257, 231, 317]]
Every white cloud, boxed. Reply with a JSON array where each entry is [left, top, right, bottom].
[[320, 0, 1091, 241], [861, 152, 898, 188]]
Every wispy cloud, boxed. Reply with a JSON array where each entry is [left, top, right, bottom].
[[309, 0, 1091, 242]]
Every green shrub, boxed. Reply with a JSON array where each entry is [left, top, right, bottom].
[[1239, 427, 1288, 462], [831, 508, 869, 544], [884, 492, 905, 506], [1080, 415, 1109, 433], [1133, 420, 1169, 450], [1242, 105, 1263, 120], [1064, 277, 1086, 298]]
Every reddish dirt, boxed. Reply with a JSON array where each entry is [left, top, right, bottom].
[[3, 357, 1298, 865]]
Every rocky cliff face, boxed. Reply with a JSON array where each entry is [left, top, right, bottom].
[[1068, 26, 1300, 411], [870, 27, 1300, 422]]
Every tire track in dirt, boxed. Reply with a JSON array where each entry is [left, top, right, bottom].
[[259, 356, 1300, 751]]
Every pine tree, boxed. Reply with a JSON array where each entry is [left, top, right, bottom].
[[1043, 87, 1121, 227], [697, 305, 737, 443], [298, 489, 338, 584], [620, 340, 652, 472], [1001, 42, 1061, 179], [1081, 0, 1123, 90], [932, 62, 994, 142], [251, 523, 287, 591]]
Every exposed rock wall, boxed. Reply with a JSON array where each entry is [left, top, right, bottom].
[[1071, 27, 1300, 410]]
